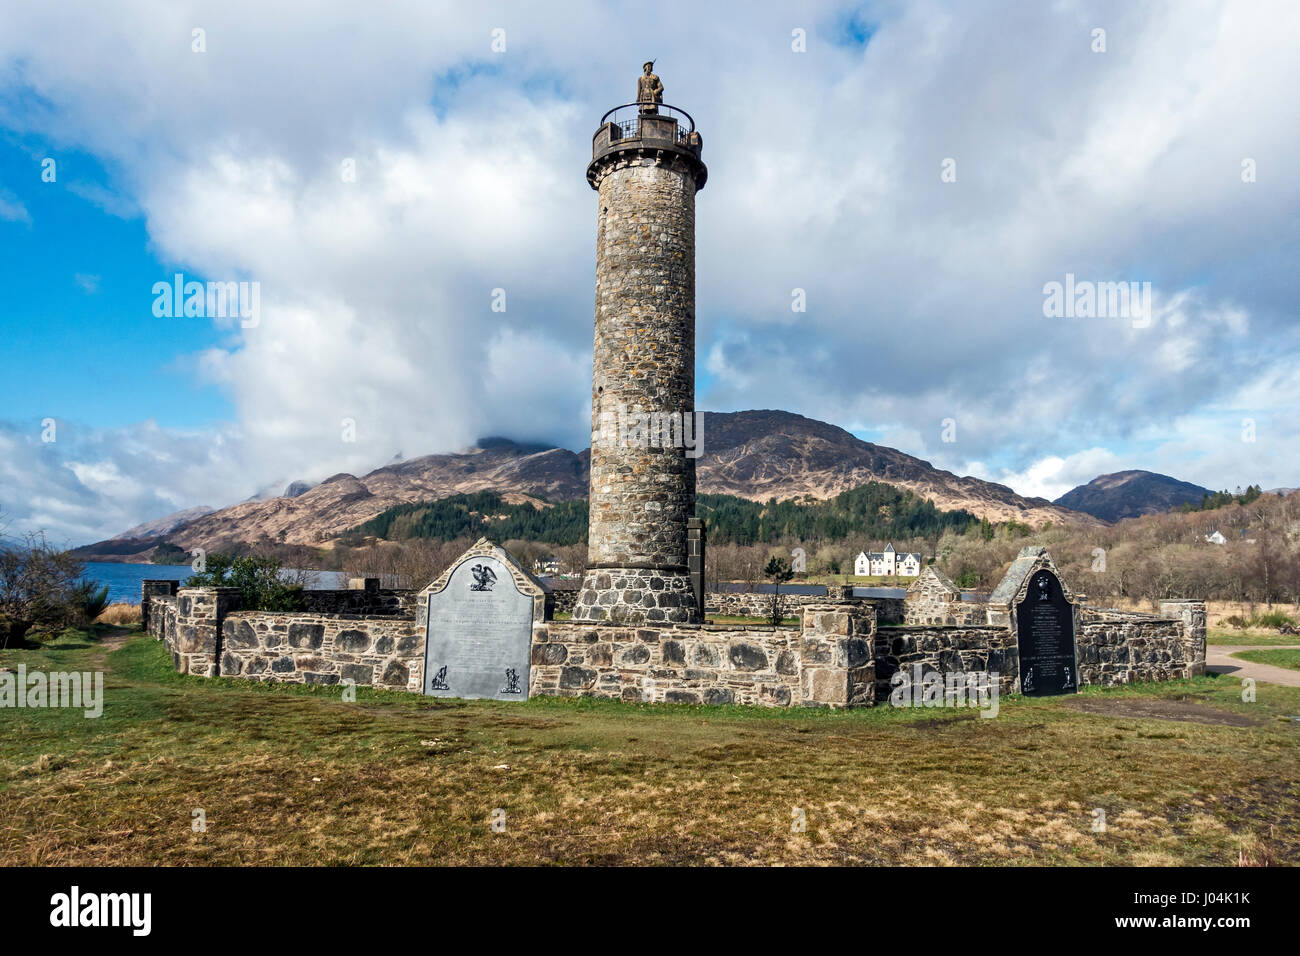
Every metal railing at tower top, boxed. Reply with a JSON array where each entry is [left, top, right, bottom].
[[598, 103, 697, 144]]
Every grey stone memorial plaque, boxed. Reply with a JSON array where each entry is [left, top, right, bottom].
[[423, 554, 532, 700]]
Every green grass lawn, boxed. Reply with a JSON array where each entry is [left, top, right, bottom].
[[1208, 629, 1300, 646], [2, 627, 1297, 865], [1232, 648, 1300, 671]]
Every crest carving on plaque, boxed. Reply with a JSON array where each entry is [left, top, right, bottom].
[[469, 563, 498, 591]]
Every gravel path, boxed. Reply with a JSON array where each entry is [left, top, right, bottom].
[[1206, 643, 1300, 688]]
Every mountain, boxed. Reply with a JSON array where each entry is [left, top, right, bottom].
[[66, 505, 217, 562], [283, 480, 316, 498], [696, 411, 1090, 525], [1053, 470, 1213, 522], [112, 505, 217, 540], [76, 410, 1101, 559]]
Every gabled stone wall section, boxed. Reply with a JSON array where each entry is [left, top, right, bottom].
[[992, 547, 1078, 694], [415, 537, 546, 636], [903, 567, 985, 626], [988, 546, 1079, 628]]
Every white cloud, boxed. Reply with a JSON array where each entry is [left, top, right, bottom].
[[1, 0, 1297, 542], [976, 448, 1125, 502], [0, 420, 242, 546]]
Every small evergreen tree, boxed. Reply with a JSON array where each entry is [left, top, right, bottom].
[[764, 556, 794, 626]]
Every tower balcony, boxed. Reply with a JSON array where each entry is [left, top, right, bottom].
[[588, 102, 707, 190]]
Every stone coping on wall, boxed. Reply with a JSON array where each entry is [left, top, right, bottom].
[[1081, 606, 1167, 621], [562, 620, 800, 633], [876, 623, 1009, 631]]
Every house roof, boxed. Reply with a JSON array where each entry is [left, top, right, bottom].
[[860, 549, 923, 562]]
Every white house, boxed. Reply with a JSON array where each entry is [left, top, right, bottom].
[[1204, 531, 1227, 545], [532, 556, 567, 576], [853, 542, 923, 577]]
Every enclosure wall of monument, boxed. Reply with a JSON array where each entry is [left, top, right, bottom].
[[141, 545, 1205, 707]]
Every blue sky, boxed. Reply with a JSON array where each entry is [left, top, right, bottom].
[[1, 0, 1297, 546], [0, 138, 233, 428]]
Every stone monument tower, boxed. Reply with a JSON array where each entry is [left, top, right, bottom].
[[572, 68, 707, 624]]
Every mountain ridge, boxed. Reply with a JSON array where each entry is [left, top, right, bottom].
[[75, 410, 1104, 560], [1053, 469, 1213, 522]]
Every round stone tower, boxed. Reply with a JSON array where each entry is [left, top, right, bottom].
[[572, 73, 708, 625]]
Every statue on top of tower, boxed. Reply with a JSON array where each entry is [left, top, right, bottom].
[[637, 60, 663, 114]]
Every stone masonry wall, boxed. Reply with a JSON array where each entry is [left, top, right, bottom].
[[1077, 602, 1206, 686], [532, 621, 802, 707], [708, 590, 825, 618], [903, 601, 988, 627], [531, 598, 877, 708], [146, 594, 177, 647], [154, 586, 240, 677], [873, 625, 1019, 703], [141, 579, 179, 633], [220, 611, 422, 690], [799, 603, 877, 707], [141, 562, 1207, 707], [1160, 600, 1208, 677]]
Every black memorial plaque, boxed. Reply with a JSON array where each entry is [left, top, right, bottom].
[[1014, 569, 1078, 696]]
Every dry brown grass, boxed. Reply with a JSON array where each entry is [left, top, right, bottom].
[[1109, 598, 1297, 628], [2, 630, 1298, 866], [95, 603, 142, 627]]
